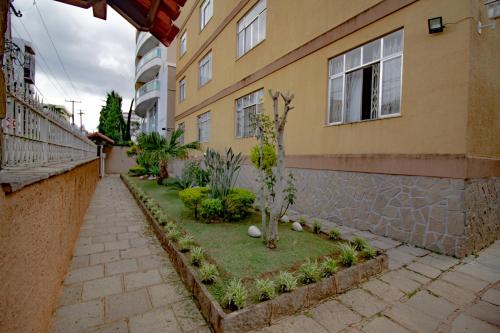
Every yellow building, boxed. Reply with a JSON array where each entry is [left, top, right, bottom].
[[172, 0, 500, 257]]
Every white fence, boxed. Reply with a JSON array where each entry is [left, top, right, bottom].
[[1, 79, 96, 169]]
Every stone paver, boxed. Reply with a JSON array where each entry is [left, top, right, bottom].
[[52, 176, 500, 333], [51, 176, 207, 333]]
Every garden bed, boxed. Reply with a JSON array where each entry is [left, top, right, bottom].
[[122, 175, 388, 332]]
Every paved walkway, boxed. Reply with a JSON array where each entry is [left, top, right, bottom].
[[51, 175, 209, 333], [52, 175, 500, 333]]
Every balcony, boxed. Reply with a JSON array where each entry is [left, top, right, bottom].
[[135, 79, 160, 117], [136, 31, 159, 57], [135, 47, 161, 83]]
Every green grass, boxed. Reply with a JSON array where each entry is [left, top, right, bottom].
[[131, 178, 339, 280]]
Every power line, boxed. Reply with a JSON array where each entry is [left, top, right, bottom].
[[33, 1, 82, 100], [13, 18, 70, 99]]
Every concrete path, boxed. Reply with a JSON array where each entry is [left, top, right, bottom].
[[52, 175, 500, 333], [51, 175, 210, 333]]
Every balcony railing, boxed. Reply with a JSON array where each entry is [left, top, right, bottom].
[[136, 47, 161, 74], [1, 71, 96, 169], [136, 79, 160, 99]]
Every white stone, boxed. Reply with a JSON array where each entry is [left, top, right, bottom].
[[281, 215, 290, 223], [292, 222, 303, 232], [248, 225, 261, 238]]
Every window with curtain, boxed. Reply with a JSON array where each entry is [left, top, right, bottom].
[[237, 0, 267, 58], [198, 112, 210, 142], [179, 78, 186, 102], [200, 0, 213, 30], [180, 32, 187, 56], [199, 52, 212, 86], [235, 89, 263, 138], [327, 29, 403, 125]]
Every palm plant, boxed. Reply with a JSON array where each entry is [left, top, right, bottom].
[[137, 129, 199, 184]]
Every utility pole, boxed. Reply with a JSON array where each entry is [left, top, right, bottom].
[[77, 109, 85, 131], [65, 99, 81, 126]]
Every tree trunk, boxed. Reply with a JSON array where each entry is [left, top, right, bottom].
[[158, 161, 169, 184]]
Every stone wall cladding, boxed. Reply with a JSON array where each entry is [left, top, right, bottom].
[[0, 160, 99, 333], [171, 160, 498, 257]]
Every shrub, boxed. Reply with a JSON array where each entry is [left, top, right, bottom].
[[328, 228, 341, 240], [178, 235, 194, 252], [167, 228, 181, 242], [339, 243, 358, 266], [164, 176, 193, 189], [223, 279, 248, 310], [183, 160, 210, 187], [250, 143, 277, 174], [199, 263, 219, 284], [128, 165, 147, 176], [179, 187, 209, 219], [276, 271, 298, 293], [158, 214, 169, 226], [313, 220, 322, 234], [255, 279, 276, 301], [224, 188, 256, 220], [190, 247, 204, 266], [299, 216, 308, 226], [299, 259, 322, 284], [200, 198, 224, 221], [352, 237, 368, 251], [148, 165, 160, 177], [322, 257, 338, 277], [361, 245, 377, 259]]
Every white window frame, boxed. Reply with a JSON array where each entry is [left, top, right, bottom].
[[235, 89, 263, 138], [198, 112, 210, 143], [179, 78, 186, 102], [200, 0, 213, 31], [199, 52, 212, 86], [237, 0, 267, 58], [327, 29, 404, 125], [180, 31, 187, 56]]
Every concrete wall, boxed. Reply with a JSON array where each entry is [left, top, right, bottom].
[[104, 146, 137, 174], [0, 159, 99, 333]]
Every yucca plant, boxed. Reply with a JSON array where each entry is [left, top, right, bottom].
[[299, 259, 322, 284], [339, 243, 358, 266], [167, 228, 181, 242], [190, 247, 204, 266], [322, 257, 338, 277], [255, 279, 276, 301], [361, 245, 377, 259], [199, 263, 219, 284], [178, 235, 194, 252], [223, 279, 248, 310], [328, 228, 341, 240], [352, 236, 368, 251], [276, 271, 298, 293], [313, 220, 322, 234]]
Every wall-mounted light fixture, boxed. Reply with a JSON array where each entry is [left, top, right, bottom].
[[428, 17, 444, 34]]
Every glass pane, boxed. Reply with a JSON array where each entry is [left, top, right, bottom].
[[237, 32, 244, 57], [329, 55, 344, 76], [345, 47, 361, 70], [329, 76, 343, 123], [259, 10, 266, 41], [383, 30, 403, 57], [344, 69, 363, 123], [245, 27, 251, 53], [363, 39, 381, 64], [251, 19, 259, 46], [381, 56, 402, 115]]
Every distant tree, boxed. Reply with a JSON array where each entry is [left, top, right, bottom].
[[98, 91, 126, 142], [124, 98, 134, 141]]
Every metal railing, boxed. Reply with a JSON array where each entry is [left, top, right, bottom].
[[136, 79, 160, 100], [136, 47, 161, 74], [1, 73, 97, 169]]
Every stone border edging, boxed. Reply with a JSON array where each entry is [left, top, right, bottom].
[[121, 175, 388, 332]]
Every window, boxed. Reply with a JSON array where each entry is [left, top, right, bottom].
[[180, 32, 187, 56], [200, 0, 213, 30], [236, 90, 263, 138], [237, 0, 266, 57], [327, 29, 403, 125], [177, 122, 185, 145], [198, 112, 210, 142], [179, 78, 186, 102], [199, 52, 212, 86]]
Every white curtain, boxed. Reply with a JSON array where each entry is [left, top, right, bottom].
[[345, 69, 363, 122], [381, 56, 402, 115]]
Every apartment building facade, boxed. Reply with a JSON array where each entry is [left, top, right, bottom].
[[134, 31, 176, 136], [173, 0, 500, 257]]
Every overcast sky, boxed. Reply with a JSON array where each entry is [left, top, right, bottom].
[[10, 0, 136, 132]]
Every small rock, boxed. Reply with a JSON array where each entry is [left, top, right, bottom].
[[248, 225, 261, 238], [292, 222, 303, 232], [281, 215, 290, 223], [147, 175, 156, 180]]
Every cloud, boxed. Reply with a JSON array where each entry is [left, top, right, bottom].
[[11, 0, 137, 131]]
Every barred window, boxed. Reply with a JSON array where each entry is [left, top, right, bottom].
[[235, 90, 263, 138]]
